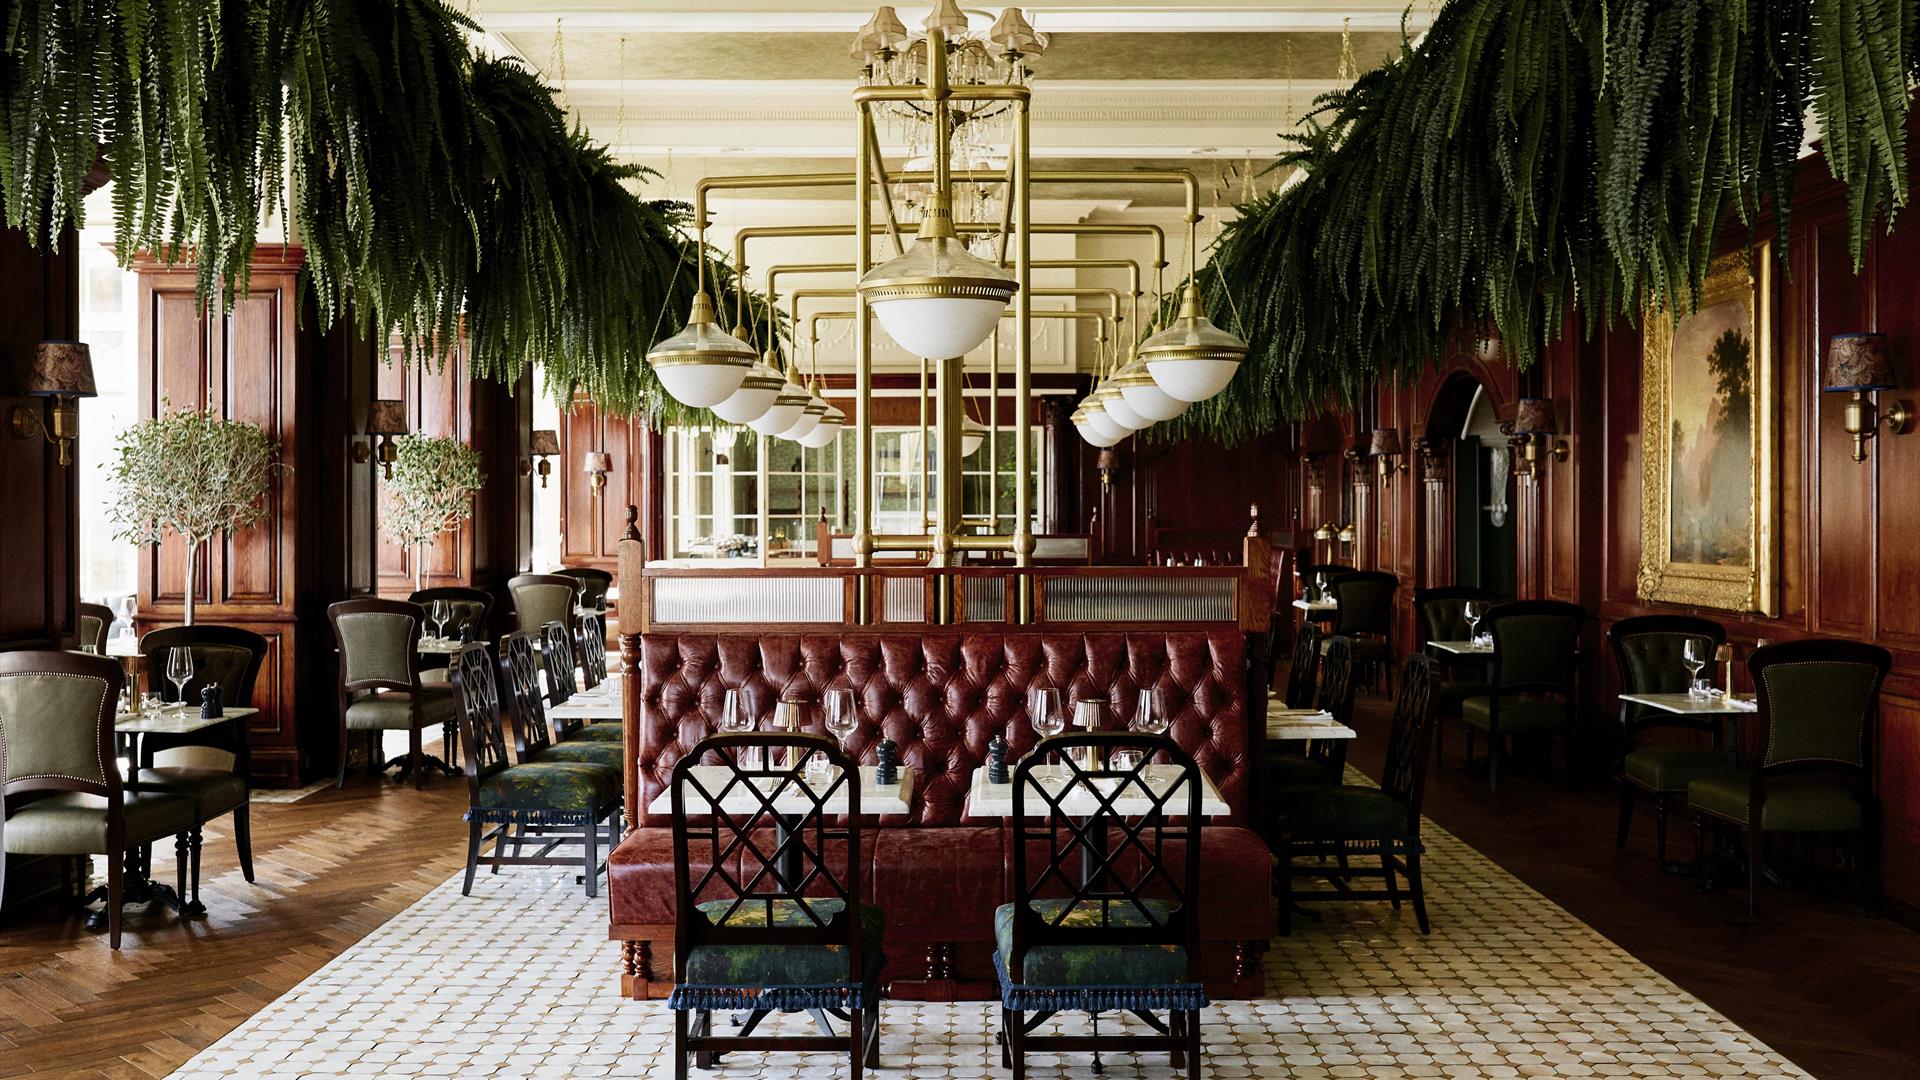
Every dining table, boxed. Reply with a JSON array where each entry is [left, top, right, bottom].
[[1265, 702, 1356, 743]]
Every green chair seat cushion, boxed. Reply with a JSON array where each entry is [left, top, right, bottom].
[[572, 723, 623, 743], [1623, 746, 1734, 794], [1266, 754, 1336, 787], [1435, 679, 1489, 706], [132, 767, 248, 818], [1686, 772, 1864, 832], [476, 761, 619, 812], [1461, 694, 1570, 735], [681, 899, 885, 987], [535, 740, 624, 770], [994, 899, 1189, 987], [4, 790, 196, 854], [1273, 785, 1412, 841], [346, 689, 455, 731]]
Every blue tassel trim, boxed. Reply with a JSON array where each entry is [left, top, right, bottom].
[[667, 983, 870, 1012], [992, 951, 1208, 1013]]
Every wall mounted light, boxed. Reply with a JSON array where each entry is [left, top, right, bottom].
[[525, 429, 560, 486], [1312, 521, 1335, 543], [582, 451, 613, 495], [1369, 427, 1405, 485], [351, 398, 408, 478], [1096, 447, 1119, 490], [8, 340, 96, 466], [1511, 397, 1567, 476], [1335, 522, 1356, 547], [1823, 333, 1911, 463]]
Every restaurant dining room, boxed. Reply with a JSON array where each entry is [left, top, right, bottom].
[[6, 1, 1920, 1078]]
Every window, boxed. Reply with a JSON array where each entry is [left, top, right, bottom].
[[76, 186, 141, 609]]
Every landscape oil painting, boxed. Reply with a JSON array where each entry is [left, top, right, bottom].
[[1638, 249, 1776, 615]]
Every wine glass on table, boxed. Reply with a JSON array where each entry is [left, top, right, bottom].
[[1683, 639, 1708, 698], [1029, 687, 1064, 781], [166, 646, 195, 711], [824, 688, 858, 747], [1464, 601, 1487, 645]]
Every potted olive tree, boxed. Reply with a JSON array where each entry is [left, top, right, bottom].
[[383, 434, 485, 591], [107, 406, 280, 625]]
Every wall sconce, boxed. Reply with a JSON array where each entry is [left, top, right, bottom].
[[524, 429, 559, 486], [582, 451, 613, 495], [8, 340, 97, 466], [1369, 428, 1405, 485], [352, 398, 407, 478], [1096, 447, 1119, 490], [1823, 333, 1910, 463], [1511, 397, 1567, 476], [1335, 523, 1356, 547]]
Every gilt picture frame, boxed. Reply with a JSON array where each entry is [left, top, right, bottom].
[[1637, 248, 1776, 615]]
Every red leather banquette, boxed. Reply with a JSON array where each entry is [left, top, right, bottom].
[[607, 630, 1272, 1000]]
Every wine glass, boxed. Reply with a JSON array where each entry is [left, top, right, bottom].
[[1131, 687, 1169, 737], [1464, 601, 1487, 643], [1029, 687, 1064, 780], [166, 646, 195, 710], [433, 600, 452, 640], [1315, 572, 1331, 603], [824, 687, 858, 746], [1683, 639, 1707, 696]]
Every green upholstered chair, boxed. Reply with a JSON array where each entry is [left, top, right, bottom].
[[553, 566, 612, 612], [407, 586, 493, 684], [540, 620, 619, 742], [499, 631, 622, 772], [1414, 586, 1497, 766], [328, 598, 454, 789], [1280, 622, 1321, 710], [77, 602, 114, 653], [1688, 639, 1890, 923], [1461, 600, 1583, 792], [1608, 615, 1729, 864], [1267, 634, 1356, 789], [508, 573, 579, 638], [997, 730, 1203, 1077], [1273, 654, 1438, 936], [448, 643, 620, 897], [1326, 570, 1398, 693], [1, 651, 194, 949], [135, 624, 267, 904]]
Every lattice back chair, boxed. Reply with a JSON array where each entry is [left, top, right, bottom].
[[77, 602, 114, 653], [1414, 585, 1498, 766], [1274, 654, 1439, 936], [667, 731, 882, 1076], [1270, 636, 1357, 790], [136, 624, 267, 899], [0, 651, 193, 948], [1688, 639, 1891, 923], [328, 599, 452, 789], [1282, 622, 1321, 710], [1461, 600, 1584, 792], [451, 640, 620, 896], [553, 566, 613, 611], [1329, 571, 1398, 693], [541, 620, 580, 705], [1000, 730, 1205, 1078], [576, 612, 609, 691], [499, 631, 623, 772], [1608, 615, 1730, 863]]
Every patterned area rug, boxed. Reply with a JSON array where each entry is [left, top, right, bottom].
[[171, 802, 1809, 1079]]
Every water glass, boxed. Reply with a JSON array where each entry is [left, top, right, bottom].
[[803, 750, 834, 787], [824, 687, 858, 745], [166, 646, 195, 709]]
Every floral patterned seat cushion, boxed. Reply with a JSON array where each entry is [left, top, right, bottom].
[[535, 740, 623, 771], [680, 898, 886, 987], [571, 723, 622, 743], [476, 761, 618, 812], [994, 899, 1190, 987]]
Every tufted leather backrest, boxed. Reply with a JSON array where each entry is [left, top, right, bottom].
[[638, 631, 1248, 828]]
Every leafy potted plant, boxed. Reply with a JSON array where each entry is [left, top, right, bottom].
[[382, 434, 485, 590], [106, 406, 281, 625]]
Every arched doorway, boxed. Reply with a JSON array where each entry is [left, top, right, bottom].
[[1422, 373, 1516, 596]]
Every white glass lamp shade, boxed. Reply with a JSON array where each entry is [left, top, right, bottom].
[[1115, 359, 1192, 422], [799, 405, 845, 448], [1094, 384, 1148, 430], [1139, 285, 1249, 403], [1072, 406, 1122, 448], [859, 193, 1017, 360], [779, 395, 827, 441], [961, 415, 987, 457], [748, 379, 810, 437], [708, 362, 784, 424], [646, 291, 756, 407]]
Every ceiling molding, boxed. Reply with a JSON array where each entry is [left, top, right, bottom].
[[474, 3, 1434, 35]]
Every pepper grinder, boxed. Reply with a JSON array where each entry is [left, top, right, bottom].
[[875, 738, 898, 786], [200, 684, 223, 719], [987, 734, 1009, 784]]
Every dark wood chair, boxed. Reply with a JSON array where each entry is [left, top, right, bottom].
[[667, 731, 883, 1076], [0, 651, 193, 948], [1274, 654, 1438, 935], [552, 566, 612, 611], [1327, 570, 1398, 693], [448, 641, 620, 897], [998, 730, 1205, 1078], [508, 573, 580, 637], [498, 632, 621, 771], [1608, 615, 1730, 865], [576, 612, 609, 691], [1461, 601, 1584, 792], [135, 624, 267, 903], [1268, 634, 1356, 788], [1689, 639, 1891, 923], [327, 599, 453, 789], [78, 602, 115, 653], [1414, 586, 1498, 767], [1281, 622, 1321, 710], [407, 585, 493, 666]]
